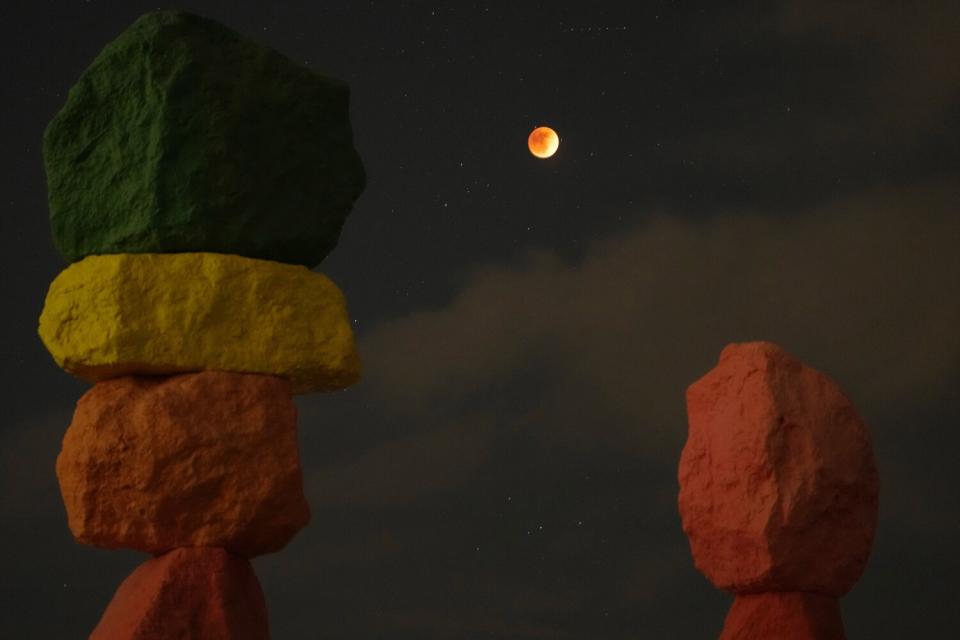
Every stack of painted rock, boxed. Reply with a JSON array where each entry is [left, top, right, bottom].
[[38, 11, 365, 639], [678, 342, 880, 640]]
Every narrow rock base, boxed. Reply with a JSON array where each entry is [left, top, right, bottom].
[[90, 547, 270, 639], [720, 592, 845, 640]]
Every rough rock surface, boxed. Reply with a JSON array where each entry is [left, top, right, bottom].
[[38, 252, 360, 393], [90, 547, 270, 640], [719, 592, 846, 640], [43, 9, 365, 268], [678, 341, 879, 596], [57, 371, 310, 557]]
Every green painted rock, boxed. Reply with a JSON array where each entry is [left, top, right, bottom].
[[43, 10, 365, 267]]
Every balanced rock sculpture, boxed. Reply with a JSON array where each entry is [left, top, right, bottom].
[[678, 342, 879, 639], [39, 9, 365, 638]]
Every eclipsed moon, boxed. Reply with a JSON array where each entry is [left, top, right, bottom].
[[528, 126, 559, 158]]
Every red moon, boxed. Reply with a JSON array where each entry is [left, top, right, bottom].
[[528, 126, 559, 158]]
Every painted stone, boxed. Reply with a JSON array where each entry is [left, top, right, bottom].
[[43, 9, 365, 267], [90, 547, 270, 639], [720, 592, 846, 640], [678, 341, 879, 596], [38, 252, 360, 393], [57, 371, 309, 557]]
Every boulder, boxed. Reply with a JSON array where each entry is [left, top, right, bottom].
[[678, 341, 879, 596], [56, 371, 309, 557], [720, 592, 846, 640], [38, 252, 360, 393], [90, 547, 270, 640], [43, 9, 365, 268]]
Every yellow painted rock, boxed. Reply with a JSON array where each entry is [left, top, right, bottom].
[[38, 253, 360, 393]]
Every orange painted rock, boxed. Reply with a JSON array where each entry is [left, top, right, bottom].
[[56, 371, 310, 557], [90, 547, 270, 640], [678, 342, 879, 596], [720, 592, 846, 640]]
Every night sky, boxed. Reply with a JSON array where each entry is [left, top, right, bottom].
[[2, 1, 959, 638]]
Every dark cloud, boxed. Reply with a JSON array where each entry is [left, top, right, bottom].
[[360, 175, 959, 441], [308, 414, 497, 509], [0, 411, 65, 516], [776, 1, 960, 139], [654, 0, 960, 214]]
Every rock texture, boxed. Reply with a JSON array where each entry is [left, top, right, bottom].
[[678, 341, 879, 596], [38, 252, 360, 393], [90, 547, 270, 640], [43, 9, 365, 267], [719, 592, 846, 640], [56, 371, 310, 557]]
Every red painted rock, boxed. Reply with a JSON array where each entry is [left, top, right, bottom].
[[56, 371, 310, 557], [678, 342, 879, 595], [90, 547, 270, 640], [720, 592, 846, 640]]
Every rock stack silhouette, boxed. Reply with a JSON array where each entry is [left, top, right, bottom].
[[38, 11, 364, 638], [679, 342, 880, 640]]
